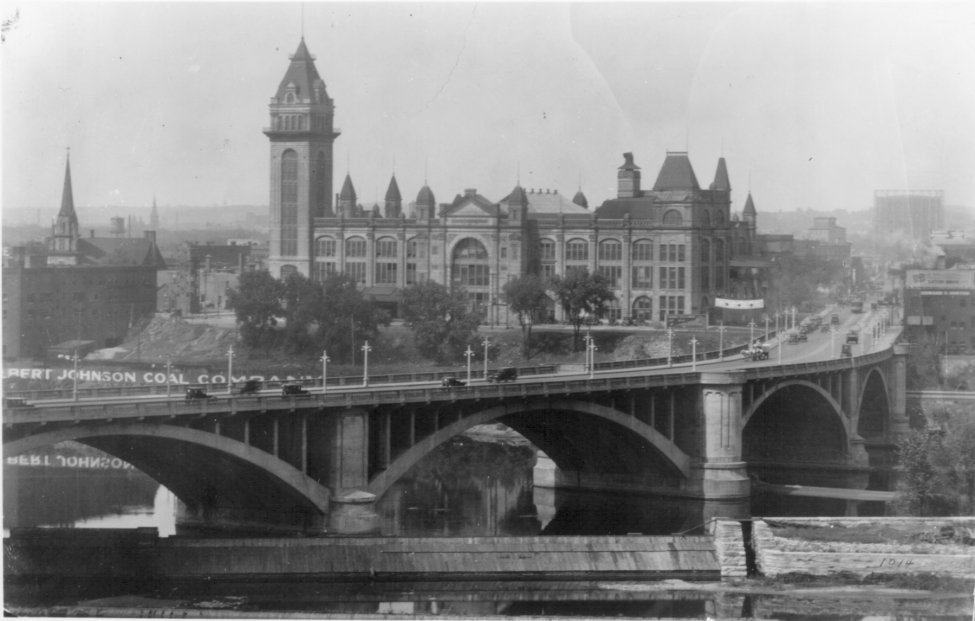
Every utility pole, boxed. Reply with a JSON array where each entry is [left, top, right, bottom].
[[226, 345, 234, 394], [465, 345, 474, 385], [482, 337, 490, 380], [690, 337, 698, 371], [321, 350, 330, 393], [361, 341, 371, 386]]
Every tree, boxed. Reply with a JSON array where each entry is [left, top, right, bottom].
[[280, 272, 324, 353], [895, 408, 975, 516], [768, 254, 845, 310], [502, 274, 551, 356], [402, 281, 482, 364], [314, 273, 389, 363], [550, 268, 616, 348], [227, 269, 283, 349]]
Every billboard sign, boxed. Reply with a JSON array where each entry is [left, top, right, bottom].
[[905, 270, 975, 290], [715, 298, 765, 310]]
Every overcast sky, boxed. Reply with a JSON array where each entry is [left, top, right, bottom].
[[3, 2, 975, 226]]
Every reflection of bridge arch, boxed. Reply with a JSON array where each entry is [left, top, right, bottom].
[[742, 380, 850, 465], [5, 422, 330, 524], [368, 400, 691, 499]]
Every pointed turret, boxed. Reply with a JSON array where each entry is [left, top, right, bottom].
[[572, 189, 588, 209], [50, 151, 80, 261], [742, 192, 757, 228], [384, 175, 402, 218], [416, 184, 436, 220], [710, 157, 730, 191], [503, 184, 528, 224], [337, 173, 358, 217], [274, 37, 329, 104], [653, 152, 700, 191]]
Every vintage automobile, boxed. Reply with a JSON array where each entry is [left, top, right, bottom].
[[487, 367, 518, 383], [830, 314, 840, 326], [3, 397, 31, 408], [788, 333, 808, 344], [741, 345, 770, 361], [185, 387, 213, 401], [441, 376, 466, 388], [238, 379, 262, 394], [846, 331, 859, 344], [281, 383, 310, 397], [841, 343, 853, 357]]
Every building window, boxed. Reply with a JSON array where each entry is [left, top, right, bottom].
[[312, 262, 337, 282], [597, 265, 622, 288], [375, 262, 397, 284], [540, 239, 556, 260], [598, 240, 622, 261], [315, 236, 336, 257], [345, 262, 366, 284], [663, 209, 683, 226], [280, 150, 299, 256], [632, 240, 653, 261], [500, 247, 507, 259], [406, 263, 418, 285], [632, 296, 653, 321], [452, 238, 490, 287], [407, 238, 418, 258], [346, 236, 367, 258], [658, 295, 684, 320], [314, 151, 327, 216], [541, 263, 556, 280], [280, 264, 298, 279], [565, 239, 588, 261], [658, 266, 685, 289], [375, 237, 397, 258], [606, 298, 622, 322], [632, 266, 653, 289]]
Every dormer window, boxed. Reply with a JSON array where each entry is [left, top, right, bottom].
[[284, 82, 299, 104]]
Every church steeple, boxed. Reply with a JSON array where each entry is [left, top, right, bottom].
[[50, 150, 80, 262], [384, 174, 402, 218]]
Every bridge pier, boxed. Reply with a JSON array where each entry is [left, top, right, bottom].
[[320, 408, 379, 534], [889, 344, 911, 440], [694, 373, 750, 506]]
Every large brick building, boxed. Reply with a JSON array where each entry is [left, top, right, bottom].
[[2, 154, 166, 361], [264, 39, 762, 323]]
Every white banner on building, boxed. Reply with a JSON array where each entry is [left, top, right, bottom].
[[715, 298, 765, 310], [905, 270, 975, 290]]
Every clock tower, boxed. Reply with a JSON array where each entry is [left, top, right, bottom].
[[264, 38, 340, 278]]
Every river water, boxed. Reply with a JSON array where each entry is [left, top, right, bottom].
[[4, 434, 971, 619]]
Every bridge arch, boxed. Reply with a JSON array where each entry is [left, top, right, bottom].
[[742, 379, 850, 466], [367, 399, 691, 499], [5, 422, 330, 528], [856, 367, 891, 438]]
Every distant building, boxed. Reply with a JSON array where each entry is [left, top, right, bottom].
[[874, 190, 944, 241], [1, 153, 166, 360], [903, 267, 975, 352], [263, 38, 763, 323]]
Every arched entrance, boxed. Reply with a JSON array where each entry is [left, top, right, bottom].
[[451, 238, 491, 316]]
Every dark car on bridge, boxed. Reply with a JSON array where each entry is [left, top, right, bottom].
[[846, 331, 859, 344], [281, 383, 310, 397], [788, 333, 807, 344], [441, 376, 466, 388], [185, 387, 213, 401], [3, 397, 30, 409], [237, 379, 262, 395], [488, 367, 518, 383], [841, 343, 853, 357]]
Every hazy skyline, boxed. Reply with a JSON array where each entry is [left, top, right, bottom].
[[4, 2, 975, 227]]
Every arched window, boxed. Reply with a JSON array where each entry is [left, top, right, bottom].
[[314, 151, 327, 216], [565, 238, 588, 261], [406, 238, 419, 258], [452, 238, 490, 287], [375, 237, 397, 258], [598, 239, 622, 261], [701, 239, 711, 263], [632, 296, 653, 321], [315, 236, 336, 257], [662, 209, 683, 226], [714, 210, 725, 225], [632, 239, 653, 261], [345, 236, 367, 258], [280, 150, 299, 256], [540, 239, 556, 260], [701, 210, 711, 226]]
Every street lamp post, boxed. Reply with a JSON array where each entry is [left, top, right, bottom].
[[321, 350, 330, 393], [165, 358, 173, 398], [361, 341, 371, 386], [791, 307, 797, 332], [482, 337, 490, 380], [666, 328, 674, 367], [465, 345, 474, 384], [690, 337, 698, 371], [748, 320, 756, 345], [588, 339, 598, 379], [71, 349, 80, 401], [226, 345, 234, 394], [764, 315, 770, 342], [718, 323, 726, 360]]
